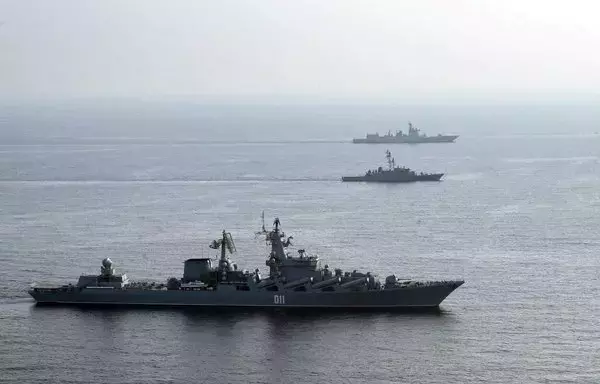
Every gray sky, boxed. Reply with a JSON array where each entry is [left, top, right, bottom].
[[1, 0, 599, 103]]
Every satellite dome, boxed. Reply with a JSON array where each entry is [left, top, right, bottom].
[[102, 258, 113, 268]]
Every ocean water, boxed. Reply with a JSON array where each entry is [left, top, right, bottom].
[[0, 103, 599, 383]]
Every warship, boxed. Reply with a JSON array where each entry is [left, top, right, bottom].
[[353, 122, 458, 144], [28, 215, 464, 309], [342, 150, 443, 183]]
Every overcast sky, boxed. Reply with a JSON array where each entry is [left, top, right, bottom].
[[1, 0, 599, 103]]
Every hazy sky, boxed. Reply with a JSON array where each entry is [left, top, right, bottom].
[[1, 0, 599, 103]]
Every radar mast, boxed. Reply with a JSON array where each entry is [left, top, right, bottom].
[[209, 230, 236, 280], [385, 149, 395, 170]]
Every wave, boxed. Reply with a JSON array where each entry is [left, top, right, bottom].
[[480, 133, 600, 139], [503, 156, 598, 163], [0, 139, 351, 147], [443, 172, 483, 181], [0, 177, 342, 185]]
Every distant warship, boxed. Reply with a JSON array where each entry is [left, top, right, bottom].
[[29, 214, 463, 310], [353, 122, 458, 144], [342, 150, 443, 183]]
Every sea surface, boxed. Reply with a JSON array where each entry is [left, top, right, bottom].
[[0, 103, 599, 383]]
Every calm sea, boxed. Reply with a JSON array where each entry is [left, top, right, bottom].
[[0, 103, 599, 383]]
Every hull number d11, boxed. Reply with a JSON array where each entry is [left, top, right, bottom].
[[273, 295, 286, 304]]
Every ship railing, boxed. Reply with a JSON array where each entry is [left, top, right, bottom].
[[386, 279, 463, 288], [86, 286, 115, 289], [31, 285, 77, 293], [217, 280, 249, 285], [31, 287, 63, 293]]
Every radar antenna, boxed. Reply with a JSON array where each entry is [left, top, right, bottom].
[[209, 230, 236, 254], [224, 232, 236, 253], [210, 230, 237, 279], [283, 236, 293, 248]]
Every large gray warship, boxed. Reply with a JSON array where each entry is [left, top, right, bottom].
[[353, 122, 458, 144], [342, 150, 443, 183], [29, 216, 464, 309]]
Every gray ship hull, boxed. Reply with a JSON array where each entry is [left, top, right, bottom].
[[342, 173, 443, 182], [29, 281, 463, 309], [353, 135, 458, 144]]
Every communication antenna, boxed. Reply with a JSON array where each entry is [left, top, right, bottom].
[[255, 210, 268, 239]]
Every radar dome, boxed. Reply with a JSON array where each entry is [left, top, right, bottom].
[[102, 258, 113, 268]]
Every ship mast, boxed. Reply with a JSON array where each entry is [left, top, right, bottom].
[[255, 210, 267, 238], [270, 218, 286, 260], [385, 149, 395, 170], [259, 216, 290, 278]]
